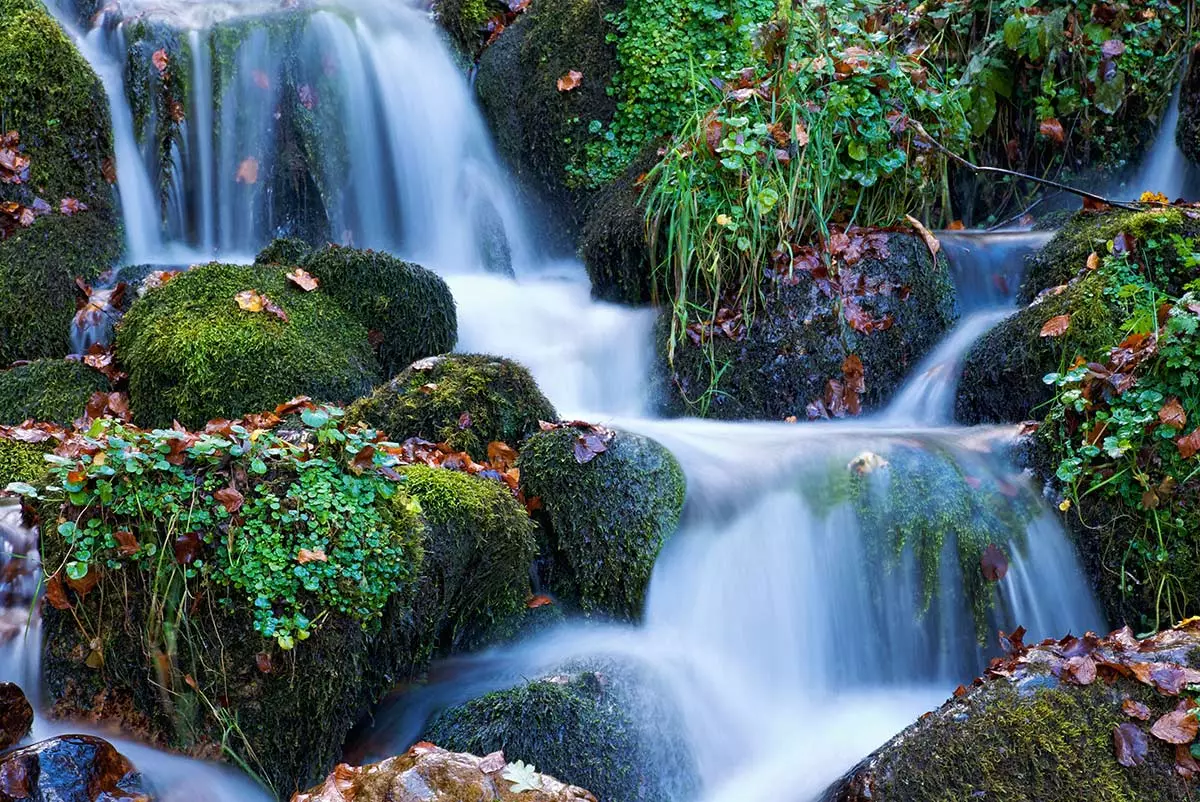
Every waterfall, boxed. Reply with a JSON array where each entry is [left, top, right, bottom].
[[1132, 84, 1200, 201]]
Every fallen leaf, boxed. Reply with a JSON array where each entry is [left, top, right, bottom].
[[255, 652, 272, 674], [1176, 428, 1200, 459], [502, 761, 542, 794], [980, 544, 1009, 582], [1039, 118, 1065, 144], [152, 48, 169, 74], [1086, 251, 1101, 271], [1113, 722, 1148, 767], [479, 751, 506, 774], [114, 530, 139, 557], [58, 198, 87, 216], [905, 214, 940, 260], [487, 441, 518, 471], [286, 268, 319, 292], [1039, 314, 1071, 338], [1159, 398, 1187, 429], [236, 289, 265, 312], [457, 412, 472, 430], [1151, 711, 1198, 745], [235, 157, 259, 185], [556, 70, 583, 92], [44, 573, 72, 610], [298, 84, 318, 110], [526, 594, 554, 609], [1122, 699, 1152, 721], [298, 548, 328, 564], [1063, 655, 1097, 686], [213, 486, 244, 514]]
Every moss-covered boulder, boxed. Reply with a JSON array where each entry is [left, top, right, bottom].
[[0, 361, 109, 426], [0, 437, 49, 491], [115, 262, 380, 428], [300, 246, 457, 379], [518, 425, 685, 620], [435, 0, 509, 60], [579, 151, 656, 305], [256, 237, 314, 267], [348, 355, 556, 461], [474, 0, 621, 237], [424, 667, 697, 802], [659, 232, 958, 420], [399, 465, 537, 661], [823, 622, 1200, 802]]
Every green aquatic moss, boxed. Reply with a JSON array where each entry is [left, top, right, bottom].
[[347, 354, 556, 461], [0, 0, 113, 201], [256, 237, 314, 266], [518, 426, 686, 620], [399, 466, 536, 657], [0, 206, 123, 366], [0, 360, 109, 425], [115, 262, 381, 428], [0, 438, 49, 489], [301, 246, 457, 379]]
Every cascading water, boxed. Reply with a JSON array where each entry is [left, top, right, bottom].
[[7, 1, 1115, 800], [1132, 84, 1200, 201]]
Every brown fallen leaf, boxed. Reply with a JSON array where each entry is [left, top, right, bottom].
[[1176, 428, 1200, 459], [213, 486, 244, 514], [1039, 118, 1065, 144], [1159, 398, 1187, 429], [980, 544, 1009, 582], [1039, 314, 1071, 338], [235, 290, 265, 313], [1086, 251, 1101, 271], [905, 214, 940, 260], [556, 69, 583, 92], [526, 594, 554, 609], [235, 157, 259, 185], [1122, 699, 1152, 721], [1114, 722, 1148, 766], [1150, 710, 1199, 745], [286, 268, 320, 292], [1062, 655, 1097, 686], [114, 530, 139, 557], [298, 548, 328, 564]]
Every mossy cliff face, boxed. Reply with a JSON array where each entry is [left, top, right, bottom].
[[424, 666, 699, 802], [115, 262, 381, 428], [299, 246, 458, 379], [518, 426, 685, 620], [348, 354, 556, 462], [0, 360, 109, 426], [659, 232, 958, 420], [398, 465, 537, 662], [823, 623, 1200, 802]]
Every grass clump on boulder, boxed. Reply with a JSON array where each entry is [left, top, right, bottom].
[[115, 262, 380, 429], [348, 354, 555, 461], [518, 424, 685, 620], [0, 360, 109, 425]]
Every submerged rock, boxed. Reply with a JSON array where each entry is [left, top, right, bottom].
[[0, 360, 109, 426], [823, 621, 1200, 802], [116, 262, 381, 429], [348, 354, 556, 462], [658, 231, 958, 420], [296, 742, 597, 802], [518, 424, 685, 620], [0, 682, 32, 750], [0, 734, 152, 802]]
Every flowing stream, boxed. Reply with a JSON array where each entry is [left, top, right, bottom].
[[0, 1, 1139, 800]]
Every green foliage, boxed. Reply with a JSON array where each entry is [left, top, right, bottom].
[[301, 246, 458, 379], [347, 354, 556, 461], [0, 360, 109, 425], [115, 262, 381, 429], [0, 0, 113, 201], [399, 465, 536, 655], [575, 0, 775, 186], [1042, 233, 1200, 631], [38, 409, 424, 649], [0, 437, 50, 489], [518, 427, 685, 620], [256, 237, 313, 266], [0, 206, 123, 366]]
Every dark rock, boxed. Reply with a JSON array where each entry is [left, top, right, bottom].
[[0, 683, 32, 750], [1178, 43, 1200, 166], [579, 150, 657, 306], [0, 735, 151, 802]]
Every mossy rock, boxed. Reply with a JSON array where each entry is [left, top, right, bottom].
[[956, 272, 1119, 425], [348, 354, 556, 461], [256, 237, 314, 267], [435, 0, 509, 59], [424, 666, 698, 802], [115, 262, 381, 429], [518, 426, 685, 620], [0, 0, 113, 203], [474, 0, 621, 236], [0, 205, 123, 367], [823, 626, 1200, 802], [1019, 208, 1200, 304], [1178, 43, 1200, 166], [122, 18, 187, 204], [399, 465, 537, 661], [300, 246, 457, 379], [658, 232, 958, 420], [579, 149, 657, 305], [0, 438, 49, 490], [0, 360, 109, 425]]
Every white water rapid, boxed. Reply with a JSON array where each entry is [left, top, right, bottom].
[[4, 1, 1114, 800]]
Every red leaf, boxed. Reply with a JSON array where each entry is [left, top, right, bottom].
[[1063, 655, 1097, 686], [114, 530, 139, 557], [1113, 723, 1148, 767], [44, 573, 72, 610], [1176, 428, 1200, 459], [980, 544, 1009, 582], [255, 652, 272, 674], [174, 531, 201, 565], [526, 594, 554, 609]]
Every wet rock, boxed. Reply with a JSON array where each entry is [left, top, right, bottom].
[[0, 734, 152, 801], [579, 150, 657, 306], [657, 231, 958, 420], [822, 621, 1200, 802], [1178, 43, 1200, 166], [518, 425, 685, 620], [0, 683, 32, 750], [295, 742, 597, 802]]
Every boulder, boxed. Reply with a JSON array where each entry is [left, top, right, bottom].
[[348, 354, 556, 462], [0, 360, 109, 426], [518, 424, 685, 620], [823, 622, 1200, 802], [256, 237, 314, 267], [0, 734, 152, 802], [115, 262, 380, 429], [424, 667, 698, 802], [1178, 43, 1200, 166], [300, 246, 458, 379], [434, 0, 509, 60], [296, 743, 597, 802], [0, 435, 51, 491], [0, 682, 32, 750], [658, 231, 958, 420], [579, 150, 657, 305]]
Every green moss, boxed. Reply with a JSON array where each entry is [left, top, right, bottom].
[[347, 354, 556, 461], [580, 149, 656, 305], [301, 246, 457, 379], [256, 237, 313, 266], [0, 206, 123, 366], [115, 262, 381, 429], [122, 19, 188, 205], [424, 667, 698, 802], [399, 466, 536, 658], [957, 271, 1118, 425], [0, 438, 49, 489], [0, 360, 109, 425], [436, 0, 508, 58], [0, 0, 113, 202], [518, 426, 685, 620], [848, 679, 1189, 801]]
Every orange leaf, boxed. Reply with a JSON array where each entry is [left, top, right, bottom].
[[152, 48, 169, 74], [1086, 251, 1101, 271], [298, 548, 328, 564], [1151, 710, 1199, 745], [1177, 428, 1200, 459], [526, 594, 554, 609], [235, 290, 265, 313], [214, 486, 244, 513], [905, 214, 940, 259], [1039, 314, 1071, 338], [1159, 398, 1187, 429], [235, 157, 259, 185], [556, 70, 583, 92], [1039, 118, 1065, 144], [286, 268, 320, 292]]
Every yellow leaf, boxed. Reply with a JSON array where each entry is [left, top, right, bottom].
[[235, 290, 265, 313]]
